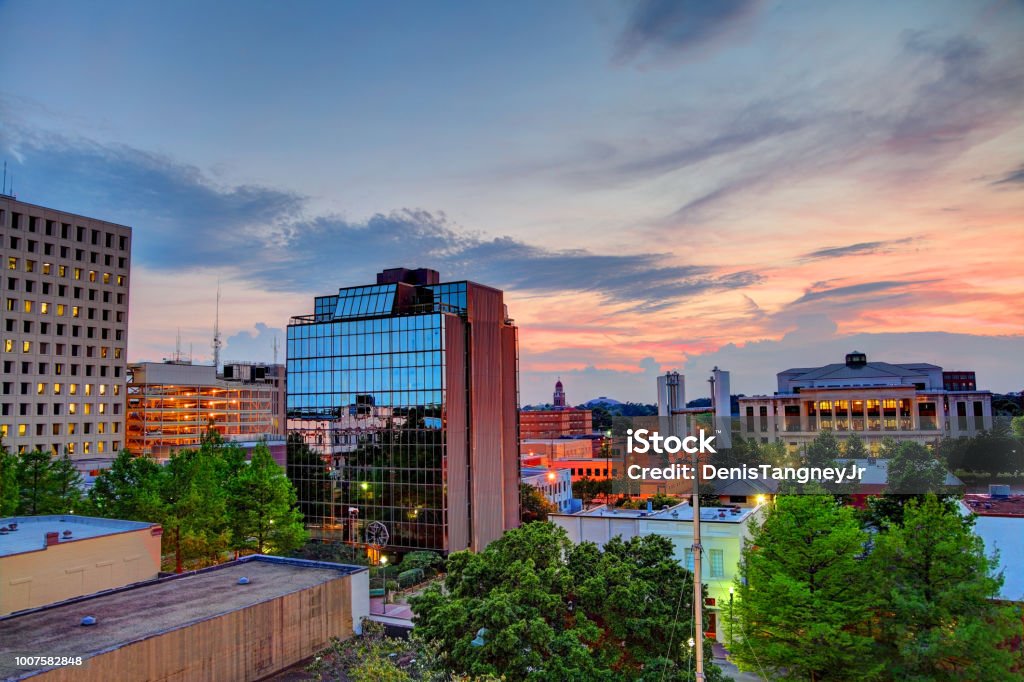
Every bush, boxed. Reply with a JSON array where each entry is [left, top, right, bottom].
[[397, 550, 444, 576], [385, 580, 400, 593], [397, 568, 425, 589]]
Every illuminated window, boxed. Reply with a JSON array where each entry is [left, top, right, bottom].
[[72, 306, 80, 318], [57, 304, 65, 316], [0, 425, 6, 438], [98, 422, 105, 434], [5, 299, 13, 312], [113, 384, 120, 396], [83, 442, 91, 455], [101, 347, 108, 359], [103, 273, 111, 284], [54, 383, 62, 395], [98, 403, 106, 414], [70, 383, 78, 395], [85, 384, 93, 396], [97, 441, 104, 453], [43, 263, 52, 275], [18, 424, 28, 436], [37, 383, 45, 395], [55, 363, 63, 375], [117, 275, 125, 286], [67, 442, 75, 454], [88, 270, 97, 282], [69, 403, 77, 415], [22, 341, 31, 353], [23, 300, 33, 313], [99, 384, 107, 396], [58, 265, 66, 277], [7, 257, 17, 270], [114, 348, 122, 359], [84, 404, 92, 415], [74, 268, 82, 280], [25, 260, 35, 273], [40, 302, 49, 314], [3, 340, 12, 353]]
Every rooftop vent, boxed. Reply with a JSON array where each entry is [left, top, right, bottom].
[[81, 616, 97, 626], [62, 530, 73, 539], [238, 577, 250, 585]]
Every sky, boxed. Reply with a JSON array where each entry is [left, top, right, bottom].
[[1, 0, 1022, 405]]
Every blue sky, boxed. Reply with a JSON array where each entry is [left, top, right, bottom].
[[2, 0, 1022, 403]]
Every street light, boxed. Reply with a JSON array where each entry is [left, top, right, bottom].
[[380, 556, 389, 613], [729, 586, 735, 649]]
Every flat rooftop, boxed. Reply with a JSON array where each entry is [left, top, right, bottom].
[[963, 494, 1024, 517], [967, 512, 1024, 602], [0, 516, 156, 558], [572, 502, 758, 524], [0, 555, 366, 680]]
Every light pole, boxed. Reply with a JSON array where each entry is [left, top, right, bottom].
[[729, 586, 735, 649], [380, 555, 389, 614]]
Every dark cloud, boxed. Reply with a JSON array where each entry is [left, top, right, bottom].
[[0, 129, 759, 310], [801, 238, 915, 261], [615, 0, 761, 64], [992, 163, 1024, 185]]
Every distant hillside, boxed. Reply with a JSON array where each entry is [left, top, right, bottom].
[[581, 396, 623, 408]]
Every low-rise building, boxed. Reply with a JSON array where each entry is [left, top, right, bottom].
[[551, 501, 764, 642], [739, 351, 993, 447], [521, 466, 575, 513], [0, 515, 161, 616], [126, 361, 279, 458], [0, 554, 369, 682]]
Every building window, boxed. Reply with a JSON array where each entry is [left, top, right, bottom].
[[710, 549, 725, 578], [684, 548, 695, 572]]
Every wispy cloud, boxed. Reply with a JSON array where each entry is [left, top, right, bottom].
[[801, 238, 915, 261], [992, 162, 1024, 186], [615, 0, 762, 65]]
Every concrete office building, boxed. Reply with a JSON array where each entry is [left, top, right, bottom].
[[287, 267, 519, 554], [126, 361, 279, 459], [0, 515, 161, 616], [738, 351, 993, 447], [1, 197, 131, 459], [521, 466, 574, 513], [0, 555, 369, 682]]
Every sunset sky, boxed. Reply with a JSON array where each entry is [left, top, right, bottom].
[[1, 0, 1022, 404]]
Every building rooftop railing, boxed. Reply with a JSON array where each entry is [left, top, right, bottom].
[[288, 301, 466, 326]]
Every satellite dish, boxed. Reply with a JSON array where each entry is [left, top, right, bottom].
[[365, 521, 390, 548]]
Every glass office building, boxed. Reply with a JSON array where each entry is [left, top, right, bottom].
[[287, 268, 519, 554]]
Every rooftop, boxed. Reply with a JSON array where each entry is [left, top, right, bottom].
[[960, 507, 1024, 602], [0, 516, 156, 558], [0, 555, 366, 679], [571, 502, 759, 524], [963, 493, 1024, 517]]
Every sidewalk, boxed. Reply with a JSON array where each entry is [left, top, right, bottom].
[[712, 641, 768, 682]]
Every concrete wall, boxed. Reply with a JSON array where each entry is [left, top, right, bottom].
[[1, 528, 160, 615]]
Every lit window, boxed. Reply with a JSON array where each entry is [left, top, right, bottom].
[[85, 384, 93, 396], [40, 302, 49, 314], [99, 384, 107, 396], [42, 263, 52, 275], [97, 422, 105, 434], [4, 299, 13, 312], [103, 273, 111, 284], [3, 340, 12, 353], [0, 425, 6, 438], [8, 257, 17, 270], [84, 404, 91, 415], [70, 383, 78, 395], [23, 300, 33, 313], [114, 348, 122, 359], [69, 403, 77, 415], [18, 424, 28, 436], [57, 304, 65, 316], [58, 265, 66, 277], [88, 270, 96, 282], [25, 260, 35, 273], [74, 268, 82, 280], [22, 341, 31, 353], [99, 403, 106, 414], [83, 442, 91, 455], [37, 383, 45, 395], [113, 385, 120, 396], [117, 275, 125, 286], [97, 441, 104, 453], [54, 383, 62, 395], [72, 306, 80, 318]]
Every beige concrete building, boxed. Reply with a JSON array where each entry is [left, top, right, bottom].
[[738, 351, 993, 448], [126, 361, 279, 459], [0, 515, 160, 616], [0, 554, 370, 682], [1, 197, 131, 459]]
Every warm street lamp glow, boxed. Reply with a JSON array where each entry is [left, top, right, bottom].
[[755, 494, 766, 505]]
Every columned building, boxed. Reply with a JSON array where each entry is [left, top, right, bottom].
[[1, 197, 131, 460], [739, 352, 993, 447], [286, 268, 519, 554]]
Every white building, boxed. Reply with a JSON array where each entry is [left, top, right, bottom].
[[521, 466, 574, 513], [739, 351, 992, 448], [551, 501, 764, 642], [1, 197, 131, 460]]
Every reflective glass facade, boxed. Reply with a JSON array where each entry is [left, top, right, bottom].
[[287, 272, 517, 555]]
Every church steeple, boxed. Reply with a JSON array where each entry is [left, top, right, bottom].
[[553, 377, 566, 408]]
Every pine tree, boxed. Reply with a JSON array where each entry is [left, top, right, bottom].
[[732, 491, 879, 680], [227, 444, 307, 555], [870, 495, 1021, 680], [86, 450, 164, 521], [16, 450, 83, 514], [0, 444, 18, 516]]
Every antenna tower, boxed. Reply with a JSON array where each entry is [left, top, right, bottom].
[[212, 281, 222, 370]]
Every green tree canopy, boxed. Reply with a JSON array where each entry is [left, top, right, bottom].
[[520, 482, 556, 523], [410, 522, 726, 681], [87, 449, 164, 521], [227, 443, 308, 555], [15, 450, 83, 515], [732, 491, 878, 681], [869, 495, 1021, 680], [0, 444, 19, 516]]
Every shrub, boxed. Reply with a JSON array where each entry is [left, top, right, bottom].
[[397, 568, 425, 589]]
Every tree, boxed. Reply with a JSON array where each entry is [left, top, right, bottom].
[[843, 432, 868, 459], [410, 522, 727, 681], [865, 440, 955, 528], [869, 495, 1021, 680], [16, 450, 83, 515], [0, 444, 18, 517], [732, 491, 878, 681], [159, 448, 229, 572], [227, 443, 308, 555], [87, 450, 164, 521], [800, 430, 856, 496], [520, 483, 556, 523]]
